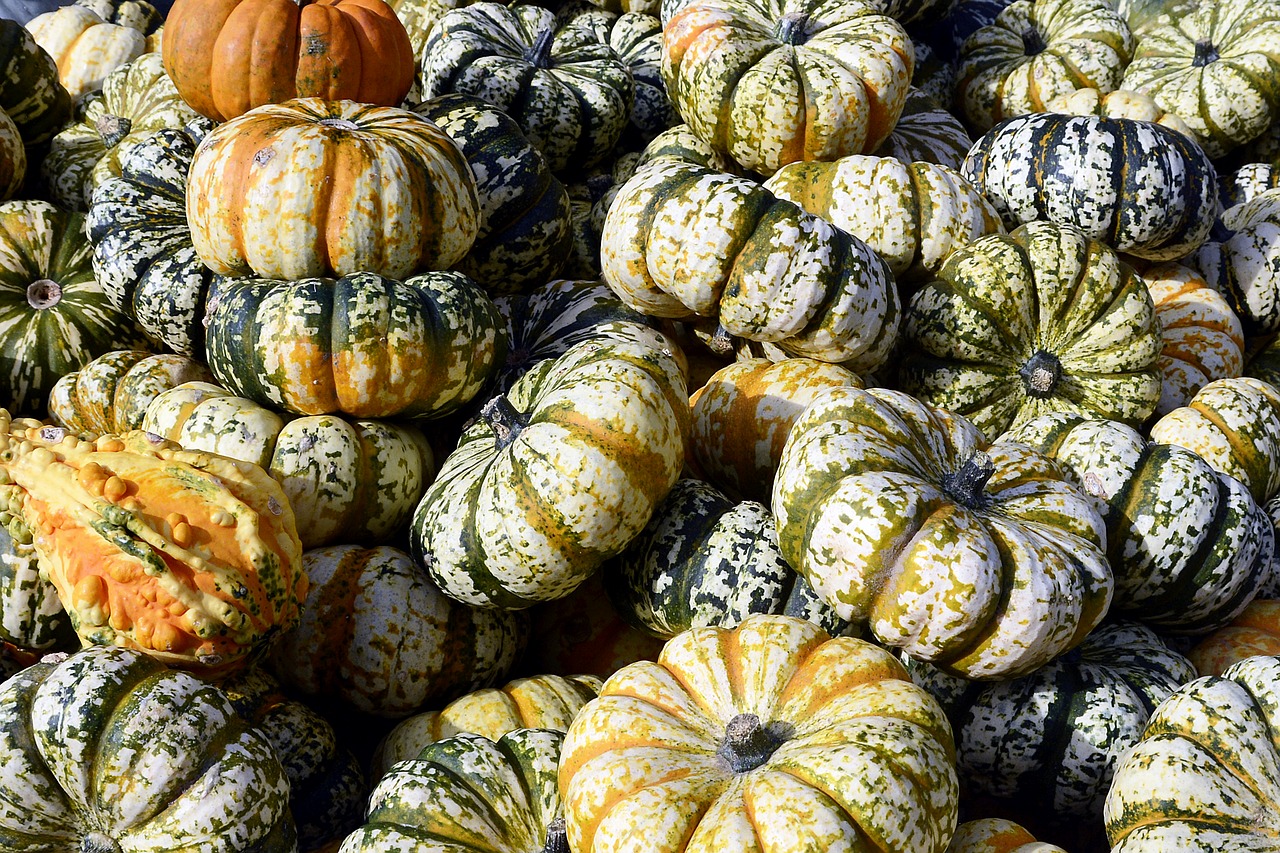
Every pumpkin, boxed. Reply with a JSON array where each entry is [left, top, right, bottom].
[[0, 199, 150, 417], [0, 106, 22, 201], [186, 97, 481, 282], [140, 380, 287, 470], [40, 51, 199, 210], [75, 0, 163, 33], [1104, 654, 1280, 850], [953, 0, 1133, 133], [946, 818, 1067, 853], [371, 672, 601, 778], [1141, 262, 1245, 417], [0, 18, 72, 147], [413, 94, 573, 294], [267, 544, 528, 717], [27, 3, 146, 99], [86, 120, 218, 358], [46, 348, 212, 434], [1219, 162, 1280, 210], [605, 11, 678, 138], [0, 412, 308, 677], [419, 2, 634, 173], [1005, 412, 1274, 634], [764, 154, 1004, 285], [911, 0, 1014, 63], [871, 87, 975, 172], [340, 728, 567, 853], [911, 37, 955, 109], [410, 334, 688, 610], [1119, 0, 1280, 158], [162, 0, 414, 122], [896, 221, 1163, 439], [772, 386, 1113, 679], [961, 112, 1217, 262], [660, 0, 913, 176], [909, 622, 1196, 823], [1043, 86, 1198, 139], [1190, 188, 1280, 340], [0, 507, 75, 657], [560, 614, 960, 853], [0, 644, 296, 851], [688, 356, 863, 504], [1189, 599, 1280, 677], [601, 159, 900, 372], [1148, 376, 1280, 504], [601, 477, 852, 639]]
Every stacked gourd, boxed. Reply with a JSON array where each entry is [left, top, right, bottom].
[[6, 0, 1280, 850]]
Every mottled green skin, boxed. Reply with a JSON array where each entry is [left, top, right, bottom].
[[0, 18, 71, 147]]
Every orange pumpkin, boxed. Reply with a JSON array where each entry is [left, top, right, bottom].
[[162, 0, 415, 122], [1188, 599, 1280, 676]]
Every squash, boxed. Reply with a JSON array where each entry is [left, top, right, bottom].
[[0, 18, 72, 147], [371, 672, 601, 778], [205, 270, 503, 421], [1104, 654, 1280, 850], [186, 97, 481, 281], [0, 508, 76, 659], [1190, 188, 1280, 340], [0, 644, 296, 851], [86, 120, 218, 358], [46, 349, 212, 434], [896, 221, 1163, 439], [140, 381, 288, 470], [559, 614, 960, 853], [267, 544, 528, 717], [871, 87, 974, 172], [75, 0, 163, 34], [410, 334, 688, 610], [419, 2, 634, 173], [772, 386, 1113, 679], [961, 112, 1217, 262], [0, 412, 308, 677], [0, 199, 150, 417], [1005, 412, 1274, 634], [660, 0, 913, 176], [1043, 86, 1197, 139], [601, 159, 900, 373], [162, 0, 414, 121], [954, 0, 1133, 133], [1219, 162, 1280, 210], [946, 818, 1068, 853], [1189, 599, 1280, 677], [0, 105, 22, 201], [26, 2, 146, 99]]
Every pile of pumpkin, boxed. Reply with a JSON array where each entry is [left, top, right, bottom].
[[5, 0, 1280, 849]]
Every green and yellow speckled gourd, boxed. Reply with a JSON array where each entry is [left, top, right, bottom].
[[0, 409, 307, 677]]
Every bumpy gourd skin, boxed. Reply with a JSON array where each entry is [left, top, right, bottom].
[[0, 409, 307, 678]]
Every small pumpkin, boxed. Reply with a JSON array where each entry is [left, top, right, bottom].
[[871, 87, 974, 172], [26, 2, 146, 99], [1190, 188, 1280, 341], [1188, 599, 1280, 677], [0, 18, 72, 147], [46, 348, 212, 434], [946, 818, 1068, 853]]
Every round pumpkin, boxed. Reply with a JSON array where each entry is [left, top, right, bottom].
[[186, 97, 481, 281], [1190, 188, 1280, 340], [27, 2, 146, 99], [46, 348, 212, 434], [1043, 86, 1197, 139], [1189, 599, 1280, 677], [0, 18, 72, 147], [871, 87, 974, 172], [946, 818, 1068, 853]]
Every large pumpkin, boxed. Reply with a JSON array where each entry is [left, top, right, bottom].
[[186, 97, 481, 281], [162, 0, 414, 121], [559, 614, 960, 853]]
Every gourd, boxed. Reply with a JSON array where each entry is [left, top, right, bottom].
[[46, 348, 212, 433], [1188, 599, 1280, 676], [0, 18, 72, 147], [27, 2, 146, 99]]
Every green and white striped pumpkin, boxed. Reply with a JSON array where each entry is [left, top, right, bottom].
[[410, 334, 688, 609], [46, 348, 212, 434], [772, 385, 1114, 679], [0, 520, 74, 657], [0, 18, 72, 147], [872, 88, 974, 172], [0, 644, 296, 852], [1005, 412, 1274, 634], [961, 112, 1217, 262], [1190, 188, 1280, 340], [896, 221, 1163, 438]]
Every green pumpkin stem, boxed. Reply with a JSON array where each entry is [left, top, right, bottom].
[[718, 713, 784, 773], [480, 395, 530, 450], [1018, 349, 1063, 398], [525, 26, 556, 69], [774, 11, 811, 45], [27, 279, 62, 310], [542, 818, 570, 853], [81, 832, 122, 853], [941, 451, 995, 510], [95, 113, 131, 148]]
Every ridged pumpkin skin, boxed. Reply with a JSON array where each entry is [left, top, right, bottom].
[[872, 87, 974, 172], [688, 356, 862, 504], [269, 544, 528, 717], [27, 3, 146, 99], [141, 381, 287, 470], [0, 106, 23, 203], [954, 0, 1133, 133], [961, 113, 1217, 262], [372, 673, 601, 778], [1191, 189, 1280, 340], [660, 0, 913, 176], [187, 98, 481, 281], [205, 270, 503, 420], [897, 221, 1162, 439], [1104, 655, 1280, 850], [910, 622, 1196, 823], [47, 349, 213, 434], [601, 159, 900, 372], [946, 818, 1068, 852], [162, 0, 414, 122], [0, 18, 72, 147], [341, 729, 566, 853], [560, 614, 960, 853], [773, 386, 1113, 679], [1189, 599, 1280, 677], [0, 413, 308, 677], [0, 645, 296, 852], [1044, 86, 1197, 139], [410, 335, 689, 610]]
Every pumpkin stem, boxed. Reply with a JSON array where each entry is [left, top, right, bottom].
[[707, 323, 735, 357], [718, 713, 785, 773], [1021, 26, 1046, 56], [1018, 349, 1063, 398], [27, 279, 63, 310], [480, 395, 530, 450], [775, 12, 812, 45], [95, 113, 132, 148], [81, 832, 122, 853], [525, 26, 556, 69], [542, 818, 570, 853], [1193, 40, 1219, 66], [941, 451, 995, 510]]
